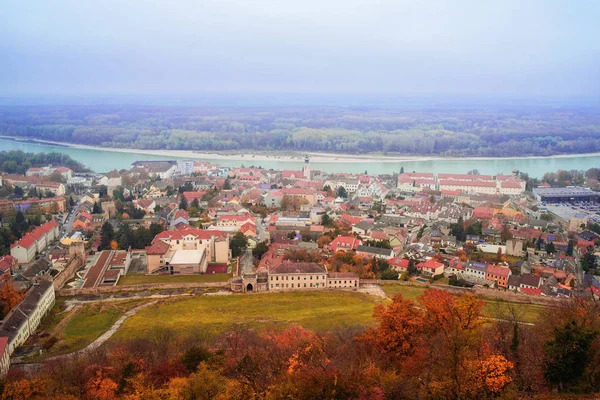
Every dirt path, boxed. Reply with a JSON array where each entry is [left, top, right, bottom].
[[358, 284, 388, 299], [72, 301, 158, 355]]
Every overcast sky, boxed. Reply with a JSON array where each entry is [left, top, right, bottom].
[[1, 0, 599, 101]]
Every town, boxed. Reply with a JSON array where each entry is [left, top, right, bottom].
[[0, 151, 599, 396]]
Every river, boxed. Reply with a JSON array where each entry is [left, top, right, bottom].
[[0, 137, 598, 178]]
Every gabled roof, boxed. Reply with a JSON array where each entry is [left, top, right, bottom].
[[388, 257, 410, 268], [356, 245, 393, 256], [145, 239, 170, 255], [270, 261, 326, 274], [417, 259, 444, 270], [486, 264, 510, 277], [10, 235, 35, 249]]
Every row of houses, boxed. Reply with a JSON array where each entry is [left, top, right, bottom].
[[10, 220, 60, 264], [1, 174, 66, 196], [0, 196, 67, 215], [0, 280, 55, 377]]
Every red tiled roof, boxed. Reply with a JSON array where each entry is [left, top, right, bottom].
[[501, 180, 523, 189], [240, 222, 256, 234], [183, 191, 206, 202], [330, 236, 361, 252], [282, 170, 304, 179], [388, 257, 410, 268], [439, 180, 497, 188], [282, 187, 316, 196], [399, 172, 434, 178], [438, 173, 494, 181], [174, 209, 189, 220], [473, 206, 496, 219], [486, 264, 510, 277], [145, 239, 170, 255], [0, 336, 8, 358], [10, 234, 36, 249], [520, 287, 543, 295], [154, 227, 227, 242], [219, 214, 254, 222], [417, 259, 444, 270]]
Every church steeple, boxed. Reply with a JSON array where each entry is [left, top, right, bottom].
[[303, 153, 311, 180]]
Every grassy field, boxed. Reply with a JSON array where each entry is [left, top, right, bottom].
[[117, 273, 232, 286], [113, 291, 382, 341], [381, 283, 428, 300], [33, 300, 148, 358], [380, 283, 545, 324], [482, 300, 549, 324]]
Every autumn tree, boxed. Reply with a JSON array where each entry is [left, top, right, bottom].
[[84, 367, 118, 400], [0, 276, 24, 318], [361, 294, 424, 359], [418, 290, 485, 397]]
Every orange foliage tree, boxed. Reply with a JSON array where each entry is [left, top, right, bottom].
[[0, 275, 24, 317]]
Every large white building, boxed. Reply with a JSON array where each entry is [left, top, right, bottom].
[[268, 261, 359, 291], [10, 220, 60, 264], [398, 172, 525, 195], [0, 280, 55, 375]]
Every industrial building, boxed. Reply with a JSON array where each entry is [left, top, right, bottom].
[[533, 187, 600, 203]]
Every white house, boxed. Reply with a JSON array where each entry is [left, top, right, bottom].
[[0, 280, 55, 365]]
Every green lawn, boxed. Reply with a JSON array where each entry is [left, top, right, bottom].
[[117, 273, 232, 286], [380, 283, 428, 300], [482, 300, 547, 324], [380, 283, 544, 324], [113, 291, 382, 341], [41, 300, 147, 357]]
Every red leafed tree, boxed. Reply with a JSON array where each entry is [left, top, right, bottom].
[[84, 367, 118, 400], [0, 275, 24, 317], [360, 294, 424, 359]]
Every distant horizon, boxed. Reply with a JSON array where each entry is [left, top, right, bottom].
[[1, 92, 599, 108]]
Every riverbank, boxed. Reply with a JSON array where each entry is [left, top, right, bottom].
[[3, 135, 600, 164]]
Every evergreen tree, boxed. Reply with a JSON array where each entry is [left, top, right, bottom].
[[99, 221, 115, 251], [149, 222, 164, 238], [544, 320, 598, 391], [229, 232, 249, 258], [179, 196, 188, 211], [566, 239, 576, 256], [13, 186, 24, 198], [252, 241, 269, 260]]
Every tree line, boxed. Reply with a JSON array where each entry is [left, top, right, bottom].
[[2, 290, 599, 398], [2, 105, 600, 157], [0, 150, 86, 174]]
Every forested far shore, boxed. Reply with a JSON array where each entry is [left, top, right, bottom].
[[1, 105, 600, 157]]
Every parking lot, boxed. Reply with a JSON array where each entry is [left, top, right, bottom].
[[545, 201, 600, 223]]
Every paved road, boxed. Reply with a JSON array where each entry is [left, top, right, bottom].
[[255, 216, 269, 242], [61, 198, 80, 237]]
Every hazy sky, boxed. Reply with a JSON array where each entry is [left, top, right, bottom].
[[1, 0, 599, 99]]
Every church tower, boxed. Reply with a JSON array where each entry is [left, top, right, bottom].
[[302, 154, 311, 180]]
